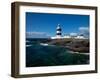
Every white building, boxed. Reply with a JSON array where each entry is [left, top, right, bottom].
[[63, 35, 71, 38], [75, 34, 85, 39]]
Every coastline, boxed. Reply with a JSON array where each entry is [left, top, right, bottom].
[[67, 50, 89, 55], [47, 38, 89, 53]]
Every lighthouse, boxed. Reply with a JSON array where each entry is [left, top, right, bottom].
[[56, 24, 62, 38], [51, 24, 86, 39], [51, 24, 62, 39]]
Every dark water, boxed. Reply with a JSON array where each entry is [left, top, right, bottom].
[[26, 38, 89, 67]]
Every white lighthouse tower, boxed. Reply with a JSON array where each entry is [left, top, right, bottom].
[[56, 24, 62, 38], [51, 24, 62, 39]]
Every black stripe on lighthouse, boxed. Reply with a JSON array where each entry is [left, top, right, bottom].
[[56, 33, 61, 35]]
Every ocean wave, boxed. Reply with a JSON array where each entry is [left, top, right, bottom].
[[26, 45, 32, 47], [40, 43, 49, 46]]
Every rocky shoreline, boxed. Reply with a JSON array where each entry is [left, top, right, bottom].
[[47, 38, 89, 53]]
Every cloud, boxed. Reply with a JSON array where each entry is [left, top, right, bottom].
[[26, 32, 50, 38], [70, 32, 77, 36], [79, 27, 89, 38], [79, 27, 89, 31]]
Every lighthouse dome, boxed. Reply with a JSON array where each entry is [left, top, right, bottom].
[[56, 24, 61, 30], [56, 24, 61, 29]]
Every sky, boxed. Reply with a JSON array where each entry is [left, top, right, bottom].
[[26, 12, 89, 38]]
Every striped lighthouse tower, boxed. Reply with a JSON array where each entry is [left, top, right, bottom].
[[56, 24, 62, 38]]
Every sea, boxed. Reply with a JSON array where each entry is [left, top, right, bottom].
[[26, 38, 89, 67]]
